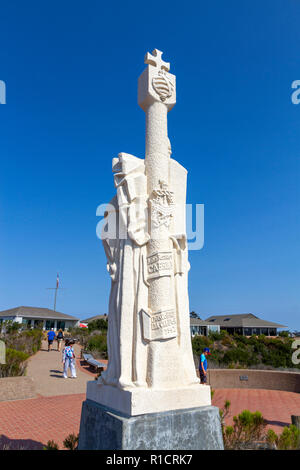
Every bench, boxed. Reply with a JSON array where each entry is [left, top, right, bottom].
[[82, 353, 106, 371]]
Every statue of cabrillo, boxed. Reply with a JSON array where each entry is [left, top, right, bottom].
[[78, 50, 224, 450], [84, 49, 211, 416]]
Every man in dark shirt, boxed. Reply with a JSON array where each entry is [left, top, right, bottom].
[[47, 328, 56, 351]]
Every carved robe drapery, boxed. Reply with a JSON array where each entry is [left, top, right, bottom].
[[99, 153, 149, 389]]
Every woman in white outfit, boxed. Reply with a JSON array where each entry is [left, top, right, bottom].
[[62, 339, 77, 378]]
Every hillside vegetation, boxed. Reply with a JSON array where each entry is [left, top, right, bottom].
[[192, 330, 300, 370]]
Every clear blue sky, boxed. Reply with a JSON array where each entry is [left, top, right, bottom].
[[0, 1, 299, 329]]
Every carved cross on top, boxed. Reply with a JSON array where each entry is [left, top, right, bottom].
[[144, 49, 170, 72]]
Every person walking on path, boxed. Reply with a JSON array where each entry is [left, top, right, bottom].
[[56, 329, 64, 351], [47, 328, 56, 352], [199, 347, 211, 384], [62, 339, 77, 379]]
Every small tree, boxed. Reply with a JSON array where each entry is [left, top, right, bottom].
[[219, 400, 231, 434], [279, 331, 289, 338], [88, 319, 108, 333], [267, 425, 300, 450], [63, 433, 79, 450], [43, 440, 59, 450], [223, 409, 266, 450]]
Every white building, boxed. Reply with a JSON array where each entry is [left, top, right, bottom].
[[0, 306, 79, 331], [189, 316, 220, 337]]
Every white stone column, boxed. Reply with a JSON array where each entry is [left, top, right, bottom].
[[139, 50, 184, 388], [146, 102, 174, 388]]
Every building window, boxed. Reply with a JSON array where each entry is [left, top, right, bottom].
[[222, 327, 234, 335], [234, 327, 243, 335], [57, 321, 65, 331], [244, 328, 252, 336], [208, 325, 219, 333], [190, 326, 207, 336], [191, 326, 197, 336], [46, 320, 55, 330]]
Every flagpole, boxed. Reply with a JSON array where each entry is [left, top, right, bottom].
[[46, 273, 65, 312], [54, 287, 58, 312], [54, 273, 59, 312]]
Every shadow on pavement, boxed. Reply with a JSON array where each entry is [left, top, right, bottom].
[[0, 434, 44, 450], [265, 419, 290, 429], [79, 360, 98, 375]]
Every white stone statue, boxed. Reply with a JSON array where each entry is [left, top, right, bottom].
[[100, 152, 149, 389], [87, 49, 211, 415]]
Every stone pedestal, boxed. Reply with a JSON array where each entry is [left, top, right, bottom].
[[78, 400, 224, 450], [86, 380, 211, 416]]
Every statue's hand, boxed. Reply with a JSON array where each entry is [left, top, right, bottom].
[[129, 231, 150, 247]]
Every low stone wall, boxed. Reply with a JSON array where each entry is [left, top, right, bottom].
[[0, 377, 37, 401], [208, 369, 300, 393]]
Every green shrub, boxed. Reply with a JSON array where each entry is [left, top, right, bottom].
[[88, 319, 108, 333], [0, 326, 43, 378], [223, 409, 266, 450], [266, 429, 278, 448], [191, 333, 300, 370], [222, 347, 256, 367], [279, 331, 289, 338], [68, 327, 90, 349], [63, 433, 79, 450], [0, 348, 29, 377], [277, 425, 300, 450], [208, 331, 223, 341], [22, 329, 43, 354], [4, 321, 20, 334], [191, 335, 211, 356], [266, 425, 300, 450], [233, 334, 248, 345], [219, 399, 231, 432], [1, 328, 43, 357], [43, 440, 59, 450], [86, 334, 107, 358], [221, 335, 233, 347]]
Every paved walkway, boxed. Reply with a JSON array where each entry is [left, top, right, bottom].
[[0, 340, 105, 449], [1, 344, 300, 449], [26, 340, 95, 396], [0, 394, 85, 449], [213, 388, 300, 434], [0, 388, 299, 449]]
